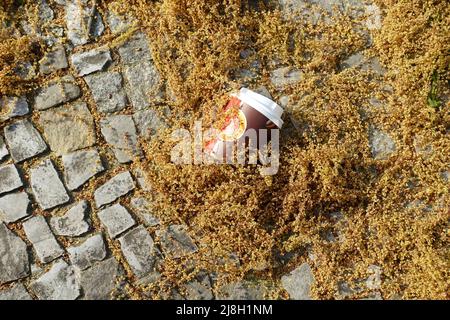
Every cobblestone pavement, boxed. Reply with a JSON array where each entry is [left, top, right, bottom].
[[0, 0, 393, 300]]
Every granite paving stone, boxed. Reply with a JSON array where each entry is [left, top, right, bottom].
[[0, 192, 30, 223], [71, 48, 112, 76], [340, 52, 386, 75], [80, 256, 124, 300], [13, 61, 36, 80], [133, 167, 151, 191], [118, 32, 153, 65], [0, 223, 30, 284], [118, 32, 164, 109], [156, 225, 198, 258], [62, 148, 104, 190], [0, 96, 29, 121], [0, 164, 23, 195], [100, 115, 141, 163], [65, 0, 104, 46], [119, 225, 161, 279], [130, 197, 160, 227], [84, 71, 128, 113], [50, 200, 90, 237], [94, 171, 135, 208], [30, 260, 80, 300], [30, 159, 70, 210], [39, 45, 68, 74], [281, 263, 314, 300], [3, 119, 47, 162], [98, 203, 136, 238], [183, 273, 214, 300], [0, 283, 32, 300], [67, 233, 107, 270], [366, 265, 382, 290], [122, 62, 164, 110], [0, 136, 8, 161], [106, 2, 136, 34], [37, 0, 54, 23], [23, 215, 64, 264], [133, 109, 167, 140], [270, 67, 303, 88], [216, 280, 269, 300], [38, 102, 96, 155], [34, 75, 80, 110], [369, 127, 396, 160]]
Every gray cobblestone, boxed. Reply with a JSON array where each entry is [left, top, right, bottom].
[[94, 171, 135, 208], [62, 148, 104, 191], [0, 283, 32, 300], [0, 136, 8, 161], [34, 75, 80, 111], [67, 233, 107, 270], [156, 225, 198, 259], [0, 164, 23, 195], [65, 0, 104, 46], [130, 197, 160, 227], [50, 200, 90, 237], [0, 223, 30, 284], [84, 71, 128, 113], [0, 192, 30, 223], [98, 203, 136, 238], [80, 256, 124, 300], [23, 215, 64, 264], [30, 260, 80, 300], [39, 45, 68, 75], [0, 96, 29, 121], [30, 159, 70, 210], [119, 225, 161, 279], [38, 102, 96, 155], [281, 263, 314, 300], [100, 115, 141, 163], [3, 119, 47, 162], [71, 49, 112, 76]]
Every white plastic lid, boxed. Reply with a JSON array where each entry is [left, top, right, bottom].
[[236, 88, 284, 128]]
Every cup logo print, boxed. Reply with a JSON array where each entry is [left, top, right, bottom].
[[171, 88, 282, 176], [218, 109, 247, 142]]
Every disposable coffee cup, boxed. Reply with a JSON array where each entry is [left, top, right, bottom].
[[205, 87, 283, 161]]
